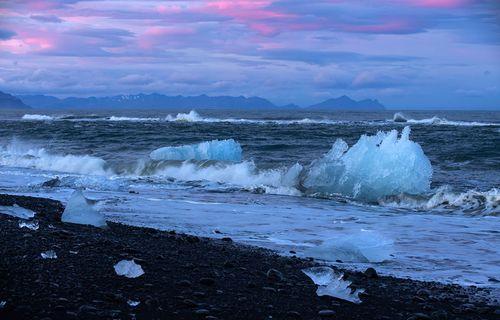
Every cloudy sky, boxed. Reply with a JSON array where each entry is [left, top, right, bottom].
[[0, 0, 499, 108]]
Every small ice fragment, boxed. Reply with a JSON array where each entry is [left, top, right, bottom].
[[0, 300, 6, 309], [61, 190, 107, 228], [41, 250, 57, 259], [302, 267, 364, 304], [18, 220, 39, 230], [69, 250, 78, 254], [114, 260, 144, 278], [127, 300, 140, 307], [0, 204, 36, 219]]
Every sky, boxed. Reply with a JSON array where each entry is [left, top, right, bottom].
[[0, 0, 499, 108]]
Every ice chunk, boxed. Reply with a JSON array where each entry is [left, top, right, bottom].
[[304, 126, 432, 201], [19, 220, 39, 230], [302, 267, 364, 303], [114, 260, 144, 278], [0, 301, 6, 309], [306, 231, 394, 263], [392, 112, 407, 122], [150, 139, 243, 162], [41, 250, 57, 259], [61, 190, 107, 228], [127, 300, 140, 307], [0, 204, 36, 219]]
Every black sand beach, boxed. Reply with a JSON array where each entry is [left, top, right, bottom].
[[0, 194, 498, 320]]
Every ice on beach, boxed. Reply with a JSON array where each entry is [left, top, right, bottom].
[[150, 139, 243, 162], [61, 190, 107, 228], [304, 126, 432, 201], [0, 204, 36, 219], [303, 267, 364, 304], [41, 250, 57, 259], [127, 300, 140, 307], [0, 301, 6, 309], [114, 260, 144, 278], [306, 231, 394, 263], [19, 220, 39, 230]]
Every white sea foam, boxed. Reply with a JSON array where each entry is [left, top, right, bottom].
[[0, 141, 111, 176], [109, 116, 160, 122], [379, 186, 499, 215], [165, 110, 206, 122], [303, 126, 433, 201], [22, 114, 54, 121], [391, 115, 497, 127], [150, 139, 243, 162]]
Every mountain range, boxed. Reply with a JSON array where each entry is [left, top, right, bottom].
[[0, 90, 385, 110]]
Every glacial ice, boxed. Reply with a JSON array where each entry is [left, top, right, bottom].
[[0, 301, 6, 309], [41, 250, 57, 259], [61, 190, 107, 228], [0, 204, 36, 219], [306, 231, 394, 263], [302, 267, 364, 303], [150, 139, 243, 162], [303, 126, 433, 201], [114, 260, 144, 278], [127, 300, 140, 307], [19, 220, 39, 230]]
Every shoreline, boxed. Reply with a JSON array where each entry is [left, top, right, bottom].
[[0, 193, 498, 319]]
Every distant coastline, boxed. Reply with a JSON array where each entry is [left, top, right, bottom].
[[0, 90, 385, 111]]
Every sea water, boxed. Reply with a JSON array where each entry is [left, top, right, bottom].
[[0, 109, 498, 290]]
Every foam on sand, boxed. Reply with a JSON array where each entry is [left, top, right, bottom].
[[61, 190, 107, 228], [21, 114, 54, 121], [150, 139, 243, 162], [303, 267, 364, 303], [303, 126, 433, 201]]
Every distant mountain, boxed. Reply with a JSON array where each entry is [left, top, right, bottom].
[[0, 91, 31, 109], [280, 103, 300, 109], [17, 93, 277, 109], [308, 95, 385, 110]]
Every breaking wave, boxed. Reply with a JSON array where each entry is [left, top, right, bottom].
[[391, 113, 497, 127], [21, 114, 55, 121], [0, 140, 111, 176], [379, 186, 499, 215], [109, 116, 161, 121]]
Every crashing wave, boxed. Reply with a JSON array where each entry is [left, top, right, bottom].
[[150, 139, 243, 162], [392, 112, 407, 123], [0, 141, 111, 176], [22, 114, 54, 121], [303, 126, 433, 201], [165, 110, 206, 122], [379, 186, 499, 215], [109, 116, 160, 121]]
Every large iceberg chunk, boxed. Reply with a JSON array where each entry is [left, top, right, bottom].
[[61, 190, 107, 228], [150, 139, 243, 162], [302, 267, 364, 303], [303, 126, 432, 201]]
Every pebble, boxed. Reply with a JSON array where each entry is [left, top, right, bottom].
[[195, 309, 210, 315], [364, 267, 378, 279], [286, 310, 302, 319], [406, 313, 431, 320], [267, 268, 284, 282], [200, 277, 215, 286], [318, 309, 336, 317]]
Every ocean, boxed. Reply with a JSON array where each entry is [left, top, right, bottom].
[[0, 109, 499, 290]]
